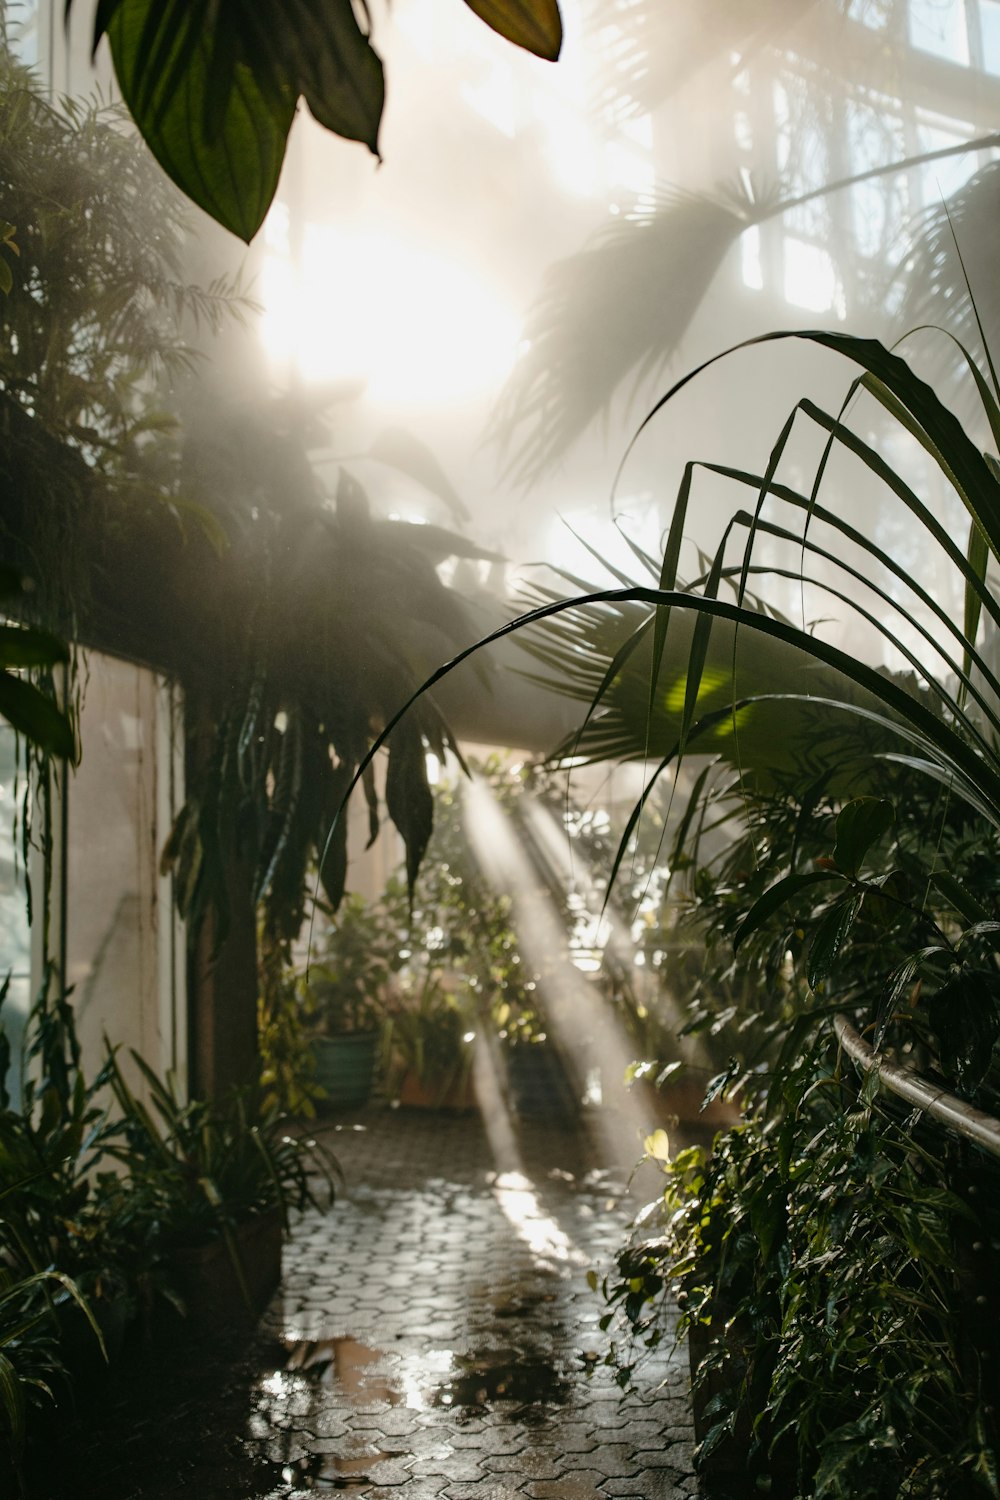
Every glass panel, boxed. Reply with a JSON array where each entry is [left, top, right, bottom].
[[981, 0, 1000, 71], [909, 0, 971, 64]]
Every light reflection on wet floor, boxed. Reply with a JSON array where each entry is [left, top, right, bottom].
[[248, 1109, 697, 1498]]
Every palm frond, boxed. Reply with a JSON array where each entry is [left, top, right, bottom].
[[488, 188, 747, 484], [897, 160, 1000, 387]]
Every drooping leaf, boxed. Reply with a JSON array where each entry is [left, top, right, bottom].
[[0, 622, 70, 671], [289, 0, 384, 151], [832, 798, 894, 878], [0, 1347, 26, 1449], [368, 427, 470, 523], [0, 672, 75, 760], [963, 517, 989, 693], [928, 972, 1000, 1091], [460, 0, 562, 60], [385, 720, 433, 900], [108, 0, 296, 242], [807, 893, 863, 991], [733, 869, 839, 952]]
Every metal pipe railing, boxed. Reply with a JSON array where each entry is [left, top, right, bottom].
[[834, 1014, 1000, 1160]]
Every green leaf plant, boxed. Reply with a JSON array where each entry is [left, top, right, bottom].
[[65, 0, 563, 242], [323, 318, 1000, 1492]]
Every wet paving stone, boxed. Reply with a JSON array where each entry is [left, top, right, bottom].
[[26, 1104, 696, 1498]]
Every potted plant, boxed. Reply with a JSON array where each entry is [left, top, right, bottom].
[[381, 974, 479, 1111], [101, 1049, 338, 1330], [301, 888, 408, 1109]]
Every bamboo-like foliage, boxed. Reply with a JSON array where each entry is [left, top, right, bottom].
[[0, 51, 241, 461], [489, 188, 748, 484], [492, 123, 1000, 485]]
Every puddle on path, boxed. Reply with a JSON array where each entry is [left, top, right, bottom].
[[280, 1451, 393, 1491], [261, 1332, 573, 1431], [433, 1348, 572, 1420], [283, 1335, 402, 1403]]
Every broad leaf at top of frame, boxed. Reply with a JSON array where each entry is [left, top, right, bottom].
[[287, 0, 385, 148], [107, 0, 298, 243], [85, 0, 555, 239], [460, 0, 562, 59], [832, 797, 894, 878], [103, 0, 384, 243]]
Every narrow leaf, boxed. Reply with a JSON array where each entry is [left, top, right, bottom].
[[734, 869, 838, 951]]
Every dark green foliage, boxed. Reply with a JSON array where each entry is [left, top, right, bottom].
[[0, 983, 338, 1482], [162, 460, 481, 947], [0, 52, 236, 457], [488, 324, 1000, 1489], [0, 571, 72, 760], [66, 0, 562, 241], [100, 1047, 338, 1245], [607, 1103, 999, 1498]]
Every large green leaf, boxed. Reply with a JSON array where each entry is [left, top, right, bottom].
[[290, 0, 384, 149], [461, 0, 562, 60], [108, 0, 297, 242], [0, 622, 70, 671], [0, 672, 75, 760]]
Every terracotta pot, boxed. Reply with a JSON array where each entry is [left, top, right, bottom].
[[397, 1068, 477, 1112]]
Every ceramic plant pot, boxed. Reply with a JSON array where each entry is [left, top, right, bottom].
[[506, 1042, 578, 1121], [311, 1030, 379, 1109]]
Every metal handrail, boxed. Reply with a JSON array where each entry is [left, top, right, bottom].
[[834, 1014, 1000, 1160]]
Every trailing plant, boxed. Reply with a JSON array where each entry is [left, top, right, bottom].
[[606, 1086, 999, 1499]]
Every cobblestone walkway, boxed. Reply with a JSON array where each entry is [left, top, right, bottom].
[[35, 1104, 697, 1498], [252, 1106, 697, 1499]]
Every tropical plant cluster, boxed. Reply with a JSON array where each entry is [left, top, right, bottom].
[[276, 763, 558, 1111], [0, 986, 336, 1494], [556, 326, 1000, 1496], [0, 39, 500, 1101]]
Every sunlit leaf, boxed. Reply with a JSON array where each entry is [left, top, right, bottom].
[[643, 1128, 671, 1162], [461, 0, 562, 60], [108, 0, 296, 242]]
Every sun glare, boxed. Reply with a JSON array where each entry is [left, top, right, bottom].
[[258, 225, 520, 406]]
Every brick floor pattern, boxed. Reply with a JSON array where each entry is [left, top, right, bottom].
[[250, 1107, 698, 1500]]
